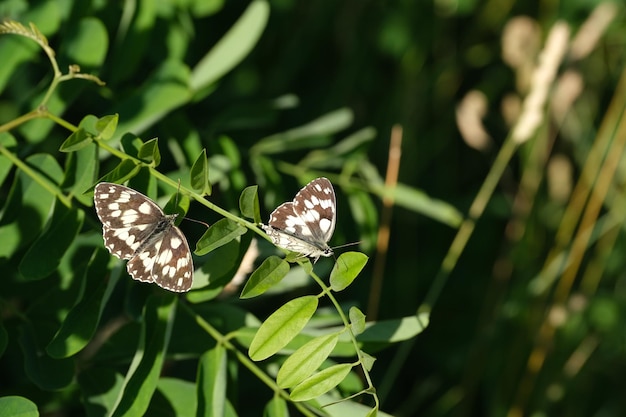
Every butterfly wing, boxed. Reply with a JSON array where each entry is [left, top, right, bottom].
[[94, 182, 195, 292], [126, 221, 194, 292], [263, 177, 336, 260], [291, 177, 336, 244]]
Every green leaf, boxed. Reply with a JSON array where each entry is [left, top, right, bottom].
[[46, 248, 113, 358], [19, 200, 84, 280], [359, 350, 376, 372], [0, 154, 62, 259], [263, 396, 289, 417], [197, 345, 227, 417], [97, 159, 141, 184], [251, 108, 353, 155], [0, 133, 17, 188], [349, 307, 366, 335], [190, 0, 269, 93], [120, 133, 144, 158], [249, 295, 319, 361], [154, 378, 197, 416], [240, 256, 289, 299], [59, 128, 93, 152], [195, 218, 247, 256], [276, 332, 340, 389], [190, 148, 211, 194], [357, 313, 430, 343], [79, 367, 125, 416], [239, 185, 261, 222], [95, 114, 119, 140], [299, 127, 376, 168], [137, 138, 161, 166], [329, 252, 368, 291], [379, 183, 463, 227], [109, 295, 177, 417], [65, 17, 108, 67], [18, 324, 74, 390], [0, 4, 60, 92], [289, 363, 354, 402], [112, 60, 191, 139], [63, 143, 97, 206], [0, 396, 38, 417]]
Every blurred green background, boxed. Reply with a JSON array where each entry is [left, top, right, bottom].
[[1, 0, 626, 416]]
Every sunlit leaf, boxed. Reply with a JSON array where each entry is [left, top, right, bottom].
[[289, 363, 354, 402], [190, 149, 211, 195], [249, 295, 318, 361], [349, 307, 366, 335], [329, 252, 368, 291], [277, 332, 340, 388], [190, 0, 269, 93], [195, 218, 247, 256], [240, 256, 290, 299], [239, 185, 261, 222], [137, 138, 161, 166], [197, 345, 227, 417]]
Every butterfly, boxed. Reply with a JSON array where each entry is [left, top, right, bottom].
[[261, 177, 336, 262], [93, 182, 194, 292]]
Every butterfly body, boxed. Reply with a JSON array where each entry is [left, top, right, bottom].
[[94, 182, 193, 292], [262, 177, 336, 263]]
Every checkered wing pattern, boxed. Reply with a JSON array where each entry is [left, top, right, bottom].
[[94, 182, 193, 292], [262, 177, 336, 262]]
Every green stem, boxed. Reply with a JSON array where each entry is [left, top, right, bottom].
[[308, 267, 379, 408], [180, 302, 317, 417], [420, 136, 519, 314], [0, 143, 72, 207]]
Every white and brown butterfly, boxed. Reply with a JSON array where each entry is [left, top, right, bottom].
[[261, 177, 336, 262], [93, 182, 193, 292]]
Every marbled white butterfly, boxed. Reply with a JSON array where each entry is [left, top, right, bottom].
[[261, 177, 336, 262], [94, 182, 193, 292]]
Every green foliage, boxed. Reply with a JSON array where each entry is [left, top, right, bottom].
[[2, 1, 622, 417], [0, 4, 421, 416]]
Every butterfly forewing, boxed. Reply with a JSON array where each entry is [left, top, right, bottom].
[[262, 177, 336, 262], [94, 182, 194, 292]]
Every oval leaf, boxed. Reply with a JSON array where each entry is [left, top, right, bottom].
[[19, 201, 84, 280], [349, 307, 366, 335], [329, 252, 368, 291], [109, 295, 177, 417], [357, 313, 430, 343], [289, 363, 354, 402], [59, 128, 92, 152], [263, 396, 289, 417], [277, 332, 340, 389], [249, 295, 319, 361], [0, 396, 38, 417], [137, 138, 161, 166], [197, 345, 227, 417], [195, 218, 247, 256], [18, 324, 74, 390], [190, 0, 269, 92], [46, 248, 112, 358], [190, 149, 210, 194], [95, 114, 119, 140], [97, 159, 141, 185], [240, 256, 289, 299], [239, 185, 260, 222]]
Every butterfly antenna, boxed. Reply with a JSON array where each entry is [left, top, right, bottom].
[[184, 217, 210, 229], [331, 241, 361, 251], [176, 179, 210, 229]]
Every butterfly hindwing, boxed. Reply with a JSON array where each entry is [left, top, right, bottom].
[[262, 177, 336, 262], [94, 182, 194, 292]]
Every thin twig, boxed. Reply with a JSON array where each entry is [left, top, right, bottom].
[[367, 125, 402, 320]]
